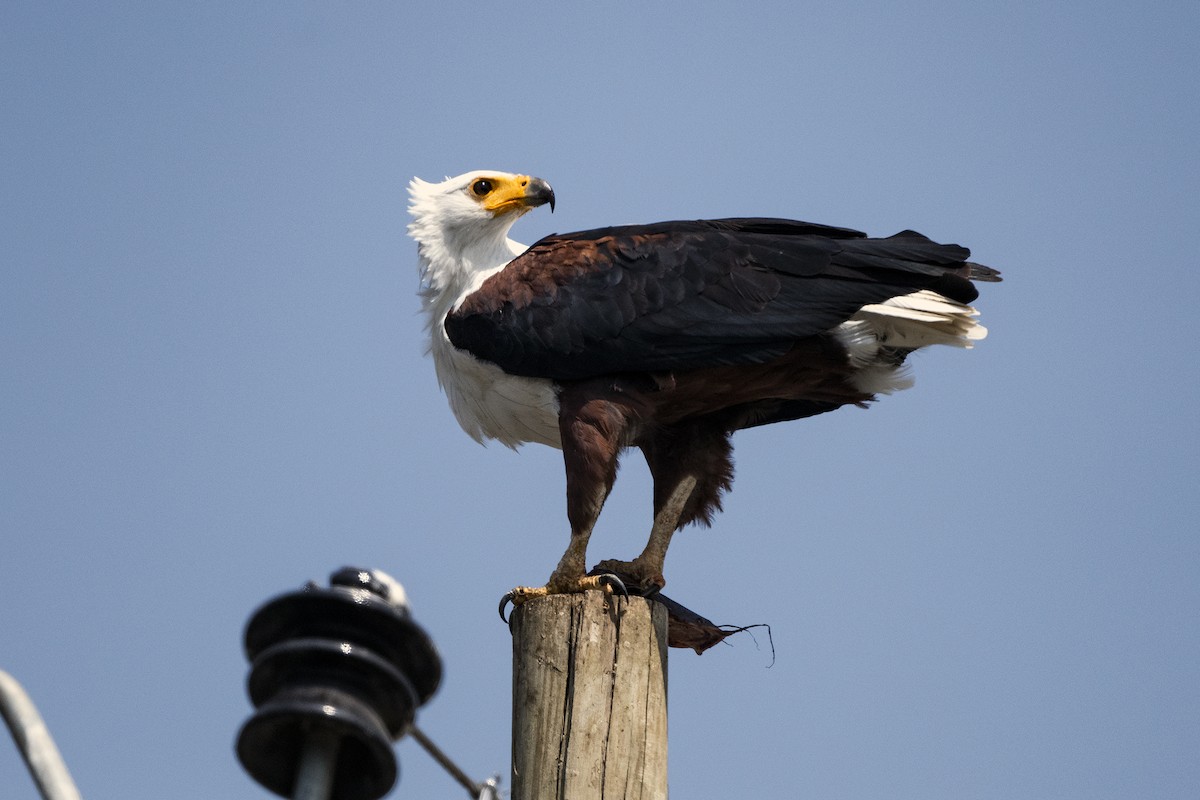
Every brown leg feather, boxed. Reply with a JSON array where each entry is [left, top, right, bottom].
[[507, 382, 637, 603], [596, 420, 735, 592]]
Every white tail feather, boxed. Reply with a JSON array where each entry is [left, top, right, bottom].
[[834, 290, 988, 395], [853, 290, 987, 349]]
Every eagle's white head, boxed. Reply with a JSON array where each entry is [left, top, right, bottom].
[[407, 170, 555, 317]]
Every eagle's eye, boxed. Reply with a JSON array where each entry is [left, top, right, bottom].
[[471, 179, 494, 197]]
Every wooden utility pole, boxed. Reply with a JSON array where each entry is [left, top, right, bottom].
[[511, 592, 668, 800]]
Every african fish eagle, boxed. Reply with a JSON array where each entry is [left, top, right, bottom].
[[407, 170, 999, 604]]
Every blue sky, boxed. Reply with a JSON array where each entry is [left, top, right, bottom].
[[2, 2, 1197, 798]]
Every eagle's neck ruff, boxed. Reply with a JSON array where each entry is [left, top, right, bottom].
[[411, 221, 521, 302], [416, 235, 523, 334]]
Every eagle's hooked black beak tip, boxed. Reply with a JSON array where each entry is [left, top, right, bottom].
[[528, 177, 555, 213]]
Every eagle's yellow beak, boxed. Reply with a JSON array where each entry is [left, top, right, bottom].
[[482, 175, 555, 216]]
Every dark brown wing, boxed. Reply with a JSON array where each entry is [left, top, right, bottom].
[[445, 217, 994, 380]]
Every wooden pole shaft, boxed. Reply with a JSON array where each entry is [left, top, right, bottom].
[[511, 593, 668, 800]]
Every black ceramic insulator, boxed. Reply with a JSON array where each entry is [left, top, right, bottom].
[[236, 567, 442, 800], [236, 687, 395, 799]]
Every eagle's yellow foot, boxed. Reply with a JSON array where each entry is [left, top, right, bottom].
[[498, 573, 627, 623], [593, 558, 666, 596]]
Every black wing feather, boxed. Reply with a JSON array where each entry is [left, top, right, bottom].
[[446, 218, 994, 380]]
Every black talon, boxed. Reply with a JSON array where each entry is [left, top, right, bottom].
[[597, 573, 628, 597], [499, 591, 516, 624]]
